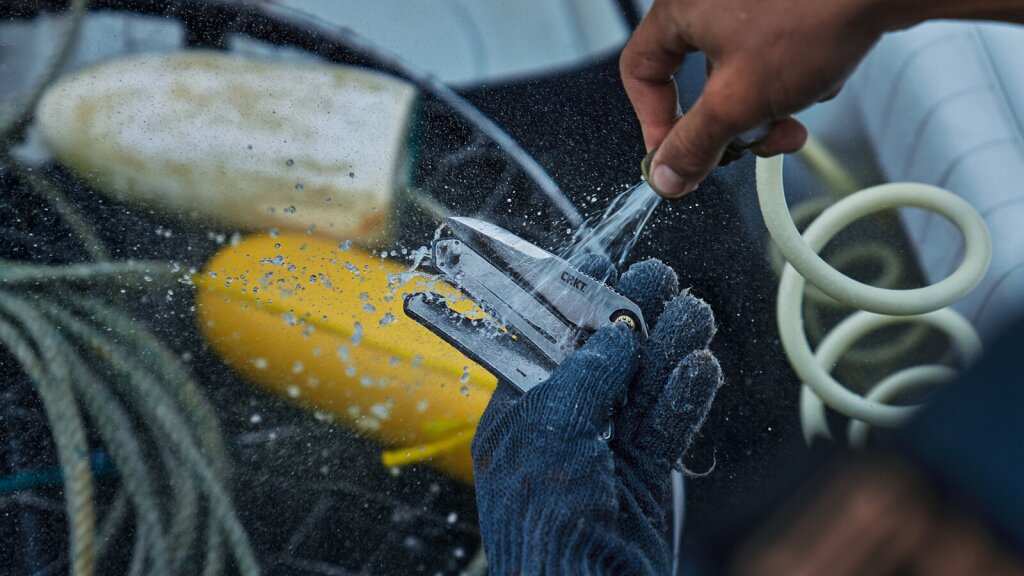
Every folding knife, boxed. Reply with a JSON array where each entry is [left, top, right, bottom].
[[404, 216, 648, 393]]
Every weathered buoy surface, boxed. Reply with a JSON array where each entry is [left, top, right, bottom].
[[37, 51, 417, 241], [195, 232, 495, 482]]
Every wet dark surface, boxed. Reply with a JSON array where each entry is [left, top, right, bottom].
[[0, 4, 812, 574]]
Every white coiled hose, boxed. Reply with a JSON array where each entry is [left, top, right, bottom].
[[757, 155, 992, 446]]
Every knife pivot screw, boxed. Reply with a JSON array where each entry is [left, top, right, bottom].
[[612, 312, 638, 331]]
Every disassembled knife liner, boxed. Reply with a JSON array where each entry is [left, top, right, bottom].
[[404, 216, 648, 393]]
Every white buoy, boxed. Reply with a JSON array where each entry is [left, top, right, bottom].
[[36, 51, 418, 242]]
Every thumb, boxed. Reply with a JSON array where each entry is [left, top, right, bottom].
[[650, 71, 762, 198], [530, 323, 639, 435]]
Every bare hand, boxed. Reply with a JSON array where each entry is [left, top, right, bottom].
[[729, 457, 1024, 576], [621, 0, 884, 197]]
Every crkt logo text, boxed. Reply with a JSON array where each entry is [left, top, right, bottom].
[[561, 271, 588, 292]]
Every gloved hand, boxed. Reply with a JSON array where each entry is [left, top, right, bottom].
[[472, 258, 723, 575]]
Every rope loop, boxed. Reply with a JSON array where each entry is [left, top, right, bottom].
[[757, 155, 991, 441]]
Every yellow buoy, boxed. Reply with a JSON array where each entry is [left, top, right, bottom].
[[195, 233, 495, 482]]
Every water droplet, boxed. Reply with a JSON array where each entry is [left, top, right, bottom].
[[286, 158, 294, 166], [460, 366, 470, 384], [284, 205, 297, 213], [252, 357, 268, 370], [379, 312, 396, 327], [351, 322, 363, 345], [460, 386, 469, 395], [291, 361, 304, 374], [309, 274, 317, 284], [295, 183, 304, 191], [446, 512, 458, 524], [370, 403, 391, 419], [249, 413, 262, 424], [287, 385, 300, 398], [363, 303, 376, 313], [356, 414, 380, 428], [336, 345, 349, 362], [338, 240, 352, 251]]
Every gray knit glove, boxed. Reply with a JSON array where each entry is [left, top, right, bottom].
[[472, 259, 723, 575]]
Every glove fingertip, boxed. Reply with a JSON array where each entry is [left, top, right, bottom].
[[676, 349, 724, 397], [650, 292, 716, 352], [617, 258, 679, 322], [670, 349, 724, 440]]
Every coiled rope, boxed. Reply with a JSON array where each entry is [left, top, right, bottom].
[[757, 154, 992, 445]]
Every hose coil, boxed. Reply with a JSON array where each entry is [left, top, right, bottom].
[[757, 155, 992, 446]]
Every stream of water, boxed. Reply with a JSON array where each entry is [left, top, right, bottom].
[[387, 177, 663, 339], [560, 179, 662, 281]]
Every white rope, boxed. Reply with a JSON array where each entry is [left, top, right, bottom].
[[757, 154, 991, 440]]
